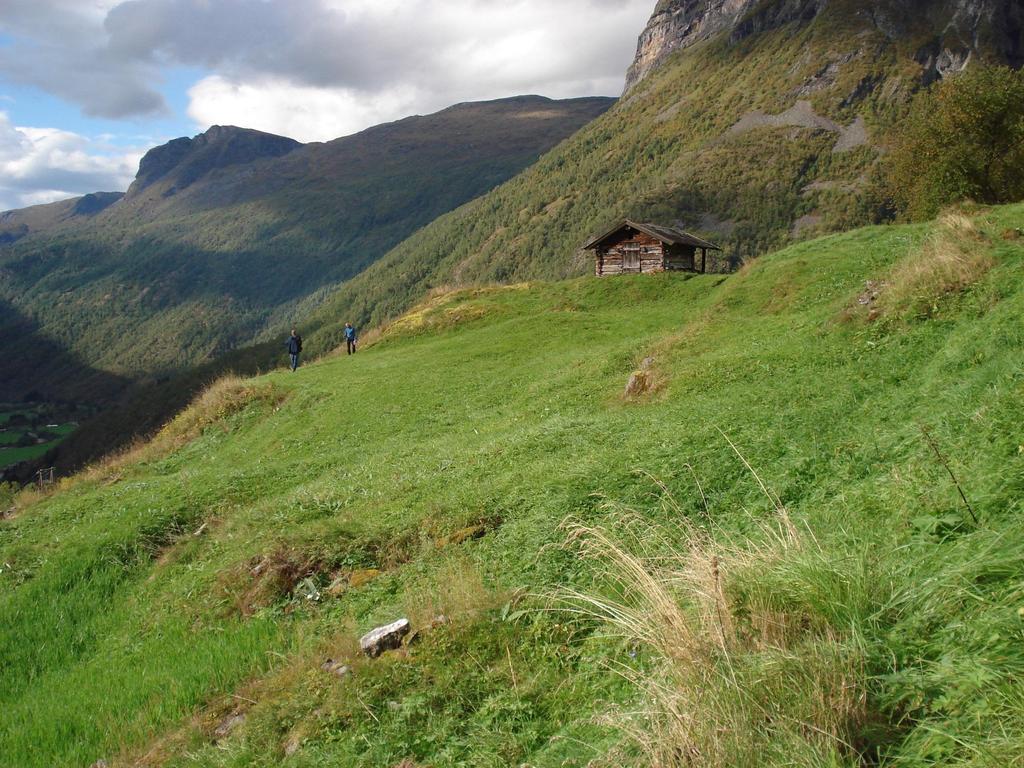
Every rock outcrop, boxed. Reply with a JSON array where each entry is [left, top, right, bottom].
[[126, 125, 301, 198], [625, 0, 818, 91], [625, 0, 1024, 91]]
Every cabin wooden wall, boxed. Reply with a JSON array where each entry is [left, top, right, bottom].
[[596, 232, 664, 276], [595, 232, 703, 276]]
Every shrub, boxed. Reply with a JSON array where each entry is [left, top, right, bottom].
[[887, 67, 1024, 220]]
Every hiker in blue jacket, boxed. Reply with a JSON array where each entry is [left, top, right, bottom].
[[344, 323, 357, 355], [286, 329, 302, 371]]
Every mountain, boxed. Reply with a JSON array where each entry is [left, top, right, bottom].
[[4, 202, 1024, 765], [293, 0, 1023, 350], [124, 125, 300, 202], [0, 96, 613, 404]]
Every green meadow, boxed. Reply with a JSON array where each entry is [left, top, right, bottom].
[[2, 204, 1024, 767]]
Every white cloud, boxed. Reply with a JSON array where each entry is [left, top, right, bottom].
[[0, 0, 656, 204], [182, 0, 652, 140], [1, 0, 653, 131], [0, 112, 143, 211], [0, 0, 166, 117], [186, 76, 422, 142]]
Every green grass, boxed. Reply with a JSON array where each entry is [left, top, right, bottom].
[[2, 205, 1024, 766], [0, 444, 53, 465], [44, 3, 1019, 475]]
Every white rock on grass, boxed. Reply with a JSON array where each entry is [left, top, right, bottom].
[[360, 618, 411, 658], [320, 658, 351, 678]]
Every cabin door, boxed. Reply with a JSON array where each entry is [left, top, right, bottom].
[[622, 245, 641, 273]]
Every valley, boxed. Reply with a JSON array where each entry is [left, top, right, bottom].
[[0, 403, 85, 471], [0, 96, 613, 406]]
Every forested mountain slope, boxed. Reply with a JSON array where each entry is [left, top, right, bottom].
[[0, 96, 613, 403], [3, 203, 1023, 765]]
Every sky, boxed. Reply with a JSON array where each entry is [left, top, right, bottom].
[[0, 0, 654, 212]]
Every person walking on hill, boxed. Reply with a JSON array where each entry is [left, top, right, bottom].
[[344, 323, 357, 355], [286, 329, 303, 371]]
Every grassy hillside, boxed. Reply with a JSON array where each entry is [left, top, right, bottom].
[[0, 96, 612, 404], [3, 203, 1024, 766]]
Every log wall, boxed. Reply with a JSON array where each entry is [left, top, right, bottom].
[[596, 232, 663, 276], [595, 232, 700, 276]]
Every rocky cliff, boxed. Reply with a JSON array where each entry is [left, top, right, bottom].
[[625, 0, 1024, 91]]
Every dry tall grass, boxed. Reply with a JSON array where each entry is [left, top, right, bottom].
[[156, 375, 285, 448], [556, 480, 869, 766], [373, 283, 532, 344], [877, 212, 994, 319], [400, 557, 500, 630]]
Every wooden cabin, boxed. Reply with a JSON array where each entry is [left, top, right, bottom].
[[583, 220, 721, 277]]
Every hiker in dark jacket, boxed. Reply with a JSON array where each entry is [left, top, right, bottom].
[[286, 329, 302, 371], [344, 323, 357, 355]]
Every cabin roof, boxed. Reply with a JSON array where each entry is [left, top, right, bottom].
[[583, 220, 722, 251]]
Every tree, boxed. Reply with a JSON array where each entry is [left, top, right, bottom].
[[887, 66, 1024, 220]]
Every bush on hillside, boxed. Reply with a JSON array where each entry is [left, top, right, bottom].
[[887, 67, 1024, 220]]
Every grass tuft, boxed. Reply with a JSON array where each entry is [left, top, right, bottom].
[[557, 498, 870, 767], [876, 212, 995, 320]]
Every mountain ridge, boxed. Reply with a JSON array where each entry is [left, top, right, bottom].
[[126, 125, 302, 199]]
